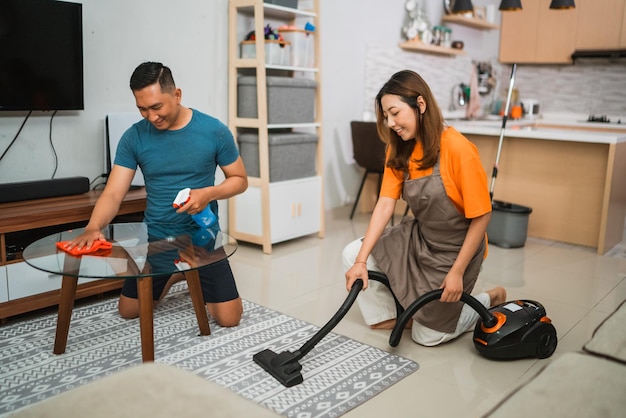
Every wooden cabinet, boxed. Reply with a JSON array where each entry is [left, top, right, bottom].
[[575, 0, 626, 50], [0, 267, 7, 303], [622, 4, 626, 46], [0, 188, 146, 320], [499, 2, 578, 63], [500, 0, 626, 63], [233, 177, 321, 244], [227, 0, 324, 254]]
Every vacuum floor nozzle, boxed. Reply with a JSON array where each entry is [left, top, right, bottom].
[[253, 279, 364, 387], [253, 349, 304, 387]]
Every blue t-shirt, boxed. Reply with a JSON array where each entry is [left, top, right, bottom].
[[114, 109, 239, 225]]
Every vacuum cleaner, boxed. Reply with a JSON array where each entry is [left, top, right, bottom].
[[254, 271, 557, 387]]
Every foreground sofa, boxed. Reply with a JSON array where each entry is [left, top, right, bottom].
[[485, 299, 626, 417], [9, 362, 277, 418]]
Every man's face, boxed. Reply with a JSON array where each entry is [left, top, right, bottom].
[[133, 83, 181, 130]]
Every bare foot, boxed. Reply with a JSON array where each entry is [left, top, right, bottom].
[[370, 318, 413, 330], [486, 286, 507, 307]]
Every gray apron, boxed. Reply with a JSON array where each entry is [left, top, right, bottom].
[[371, 160, 486, 333]]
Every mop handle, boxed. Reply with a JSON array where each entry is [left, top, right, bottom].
[[490, 63, 517, 199]]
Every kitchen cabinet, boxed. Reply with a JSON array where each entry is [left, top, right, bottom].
[[450, 119, 626, 255], [500, 0, 626, 63], [499, 1, 578, 63], [621, 1, 626, 46], [575, 0, 626, 50], [227, 0, 324, 254]]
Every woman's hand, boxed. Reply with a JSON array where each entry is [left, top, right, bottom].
[[439, 270, 464, 303], [345, 262, 369, 291]]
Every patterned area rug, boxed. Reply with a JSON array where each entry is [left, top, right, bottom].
[[0, 283, 418, 417]]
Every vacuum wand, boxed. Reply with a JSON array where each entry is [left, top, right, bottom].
[[389, 289, 498, 347], [253, 279, 364, 387]]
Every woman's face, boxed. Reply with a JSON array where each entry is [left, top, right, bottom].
[[380, 94, 422, 142]]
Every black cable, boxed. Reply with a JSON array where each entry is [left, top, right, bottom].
[[49, 110, 59, 178], [0, 110, 33, 162]]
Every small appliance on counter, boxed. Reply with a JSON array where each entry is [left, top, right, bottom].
[[521, 99, 540, 119]]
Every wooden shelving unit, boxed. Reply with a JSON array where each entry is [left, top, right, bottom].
[[227, 0, 324, 254]]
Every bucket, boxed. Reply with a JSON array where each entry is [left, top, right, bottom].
[[487, 200, 532, 248]]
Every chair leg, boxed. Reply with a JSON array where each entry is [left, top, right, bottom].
[[350, 170, 370, 219]]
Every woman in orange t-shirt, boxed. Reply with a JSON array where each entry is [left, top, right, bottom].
[[343, 70, 506, 346]]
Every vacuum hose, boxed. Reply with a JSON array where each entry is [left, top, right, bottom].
[[292, 278, 364, 361], [389, 289, 498, 347]]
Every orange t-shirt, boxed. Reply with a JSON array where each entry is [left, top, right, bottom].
[[380, 126, 491, 219]]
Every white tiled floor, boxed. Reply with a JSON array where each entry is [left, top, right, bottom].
[[230, 205, 626, 417]]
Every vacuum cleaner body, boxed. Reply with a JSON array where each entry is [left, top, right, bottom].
[[473, 299, 557, 360]]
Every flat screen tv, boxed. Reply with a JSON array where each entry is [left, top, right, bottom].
[[0, 0, 84, 111]]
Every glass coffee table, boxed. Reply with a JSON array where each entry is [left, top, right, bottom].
[[22, 222, 237, 362]]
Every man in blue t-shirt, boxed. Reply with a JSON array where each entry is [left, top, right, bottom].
[[67, 62, 248, 327]]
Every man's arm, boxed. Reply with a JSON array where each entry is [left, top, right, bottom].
[[178, 156, 248, 215], [66, 165, 135, 249]]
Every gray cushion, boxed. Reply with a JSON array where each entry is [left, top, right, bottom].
[[10, 363, 277, 418], [583, 299, 626, 364], [485, 352, 626, 418]]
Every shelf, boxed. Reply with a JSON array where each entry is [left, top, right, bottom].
[[399, 41, 466, 56], [442, 15, 499, 30], [233, 60, 318, 72], [235, 2, 316, 19]]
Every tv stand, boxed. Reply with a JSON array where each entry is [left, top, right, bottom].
[[0, 187, 146, 321]]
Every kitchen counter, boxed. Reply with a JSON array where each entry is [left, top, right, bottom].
[[446, 114, 626, 254], [445, 113, 626, 143]]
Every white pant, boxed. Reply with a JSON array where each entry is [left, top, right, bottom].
[[342, 238, 491, 346]]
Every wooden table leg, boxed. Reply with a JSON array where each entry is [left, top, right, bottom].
[[185, 269, 211, 336], [53, 275, 79, 355], [137, 276, 154, 362]]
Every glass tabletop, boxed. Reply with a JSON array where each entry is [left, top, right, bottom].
[[22, 222, 237, 279]]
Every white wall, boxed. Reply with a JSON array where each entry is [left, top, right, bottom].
[[318, 0, 500, 208], [0, 0, 229, 185]]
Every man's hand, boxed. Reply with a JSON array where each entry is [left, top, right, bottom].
[[64, 229, 106, 251]]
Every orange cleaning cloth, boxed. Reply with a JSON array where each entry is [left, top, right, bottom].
[[56, 240, 113, 256]]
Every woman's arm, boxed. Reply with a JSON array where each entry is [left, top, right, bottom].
[[439, 211, 491, 302], [345, 196, 397, 291]]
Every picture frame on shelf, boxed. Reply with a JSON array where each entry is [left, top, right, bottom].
[[473, 6, 486, 20]]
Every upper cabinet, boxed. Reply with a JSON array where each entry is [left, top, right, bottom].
[[576, 0, 626, 49], [500, 0, 626, 64], [499, 1, 577, 63], [622, 4, 626, 46]]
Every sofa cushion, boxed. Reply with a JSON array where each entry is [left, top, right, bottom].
[[9, 363, 277, 418], [484, 352, 626, 417], [583, 299, 626, 364]]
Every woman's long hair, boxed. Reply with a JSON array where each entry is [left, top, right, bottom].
[[375, 70, 444, 172]]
